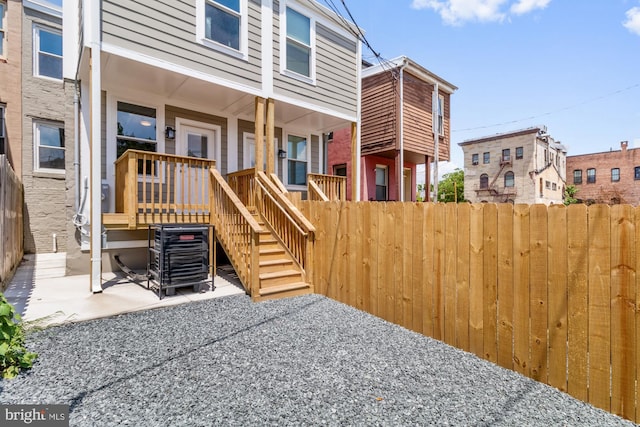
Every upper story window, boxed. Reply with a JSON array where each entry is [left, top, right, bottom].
[[515, 146, 523, 159], [611, 168, 620, 182], [502, 149, 510, 163], [116, 102, 157, 174], [196, 0, 248, 59], [34, 25, 62, 80], [483, 152, 490, 164], [0, 1, 6, 58], [282, 4, 315, 83], [287, 134, 308, 186], [635, 166, 640, 180], [437, 95, 444, 136], [479, 173, 488, 189], [34, 120, 65, 173], [504, 171, 514, 188], [471, 153, 478, 165], [587, 168, 596, 184], [573, 169, 582, 184]]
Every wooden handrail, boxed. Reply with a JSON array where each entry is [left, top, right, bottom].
[[255, 172, 314, 274], [114, 149, 216, 228], [257, 171, 315, 234], [210, 168, 261, 294], [227, 168, 256, 207], [308, 180, 330, 202], [269, 173, 288, 194], [307, 173, 346, 201]]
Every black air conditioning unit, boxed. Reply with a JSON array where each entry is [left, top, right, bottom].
[[147, 224, 212, 298]]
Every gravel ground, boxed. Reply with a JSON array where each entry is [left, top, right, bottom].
[[0, 293, 636, 426]]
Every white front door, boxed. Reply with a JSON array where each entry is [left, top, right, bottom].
[[176, 122, 217, 210], [243, 133, 278, 172], [177, 125, 216, 160]]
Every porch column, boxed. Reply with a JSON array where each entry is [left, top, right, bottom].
[[266, 98, 275, 175], [89, 46, 102, 293], [424, 155, 431, 202], [350, 122, 358, 201], [254, 97, 265, 173]]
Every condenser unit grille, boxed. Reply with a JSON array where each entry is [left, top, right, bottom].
[[147, 224, 212, 298]]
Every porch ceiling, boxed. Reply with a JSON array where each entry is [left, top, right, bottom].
[[101, 53, 350, 133]]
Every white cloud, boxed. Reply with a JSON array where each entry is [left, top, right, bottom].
[[411, 0, 550, 25], [510, 0, 551, 15], [623, 7, 640, 36]]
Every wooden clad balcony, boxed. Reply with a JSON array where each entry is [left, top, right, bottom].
[[103, 150, 216, 230]]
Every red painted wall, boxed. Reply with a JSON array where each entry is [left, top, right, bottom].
[[328, 127, 418, 201]]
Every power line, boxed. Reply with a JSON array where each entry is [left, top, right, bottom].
[[453, 82, 640, 133]]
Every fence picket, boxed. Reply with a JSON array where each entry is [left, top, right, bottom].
[[469, 203, 484, 358], [483, 203, 498, 363], [548, 205, 568, 393], [529, 204, 548, 382], [456, 203, 471, 351], [610, 204, 635, 419], [444, 203, 457, 346], [588, 204, 612, 411], [513, 204, 530, 375], [497, 203, 514, 370]]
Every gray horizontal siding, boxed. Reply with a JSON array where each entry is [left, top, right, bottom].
[[102, 0, 262, 90], [272, 6, 358, 119]]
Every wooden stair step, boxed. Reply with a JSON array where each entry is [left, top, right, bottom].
[[259, 269, 301, 280], [259, 281, 311, 296], [259, 258, 293, 267]]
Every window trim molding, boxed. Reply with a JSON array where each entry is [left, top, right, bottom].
[[0, 104, 6, 155], [33, 24, 63, 81], [280, 1, 317, 85], [33, 119, 65, 174], [195, 0, 249, 61], [437, 94, 445, 136]]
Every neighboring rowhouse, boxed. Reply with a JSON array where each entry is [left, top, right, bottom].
[[459, 126, 567, 205], [0, 0, 22, 174], [328, 56, 457, 201], [566, 140, 640, 205], [63, 0, 361, 294], [21, 0, 66, 254]]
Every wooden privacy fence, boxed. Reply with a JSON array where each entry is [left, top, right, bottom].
[[299, 200, 640, 423], [0, 156, 23, 291]]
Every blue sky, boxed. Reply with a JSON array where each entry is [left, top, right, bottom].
[[338, 0, 640, 171]]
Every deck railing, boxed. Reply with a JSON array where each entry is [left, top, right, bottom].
[[255, 171, 314, 276], [308, 173, 346, 201], [210, 168, 261, 295], [114, 150, 216, 228], [227, 168, 256, 208]]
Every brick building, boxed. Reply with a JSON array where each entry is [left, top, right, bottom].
[[459, 126, 567, 205], [566, 141, 640, 205]]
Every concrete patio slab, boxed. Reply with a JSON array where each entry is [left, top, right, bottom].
[[3, 253, 245, 328]]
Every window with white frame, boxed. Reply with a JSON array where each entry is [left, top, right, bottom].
[[116, 102, 157, 174], [196, 0, 247, 58], [437, 95, 444, 136], [34, 25, 62, 79], [287, 134, 307, 186], [34, 121, 65, 172], [375, 165, 388, 201], [283, 5, 314, 81], [0, 1, 6, 58]]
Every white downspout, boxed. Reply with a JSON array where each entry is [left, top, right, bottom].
[[398, 58, 408, 201], [433, 82, 440, 201], [89, 45, 102, 293], [354, 39, 362, 201], [74, 83, 80, 210]]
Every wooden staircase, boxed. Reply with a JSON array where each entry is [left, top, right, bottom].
[[251, 211, 313, 301]]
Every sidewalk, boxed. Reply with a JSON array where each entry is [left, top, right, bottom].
[[3, 253, 245, 327]]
